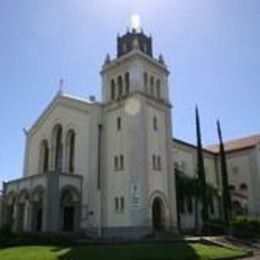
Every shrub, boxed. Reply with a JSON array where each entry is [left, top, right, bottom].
[[16, 232, 85, 246], [231, 217, 260, 238], [205, 219, 227, 235], [0, 224, 16, 246]]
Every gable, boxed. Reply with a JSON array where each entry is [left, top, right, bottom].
[[28, 93, 100, 138]]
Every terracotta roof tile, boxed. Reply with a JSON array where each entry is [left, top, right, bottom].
[[207, 134, 260, 153]]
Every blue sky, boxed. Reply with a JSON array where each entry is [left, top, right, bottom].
[[0, 0, 259, 183]]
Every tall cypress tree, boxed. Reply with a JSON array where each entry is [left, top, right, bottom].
[[217, 119, 232, 225], [195, 106, 209, 229]]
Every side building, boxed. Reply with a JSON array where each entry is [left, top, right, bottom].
[[172, 135, 260, 231], [207, 135, 260, 218]]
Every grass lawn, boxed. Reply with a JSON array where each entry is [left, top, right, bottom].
[[0, 242, 248, 260]]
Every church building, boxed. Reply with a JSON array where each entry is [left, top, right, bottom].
[[1, 23, 260, 238]]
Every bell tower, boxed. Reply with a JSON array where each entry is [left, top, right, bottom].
[[100, 17, 177, 237], [101, 16, 170, 105], [117, 28, 153, 58]]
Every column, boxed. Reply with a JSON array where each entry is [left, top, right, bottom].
[[13, 203, 19, 232], [23, 199, 31, 231], [44, 174, 60, 231], [42, 197, 48, 232]]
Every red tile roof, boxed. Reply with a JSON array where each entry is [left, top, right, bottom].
[[207, 134, 260, 153]]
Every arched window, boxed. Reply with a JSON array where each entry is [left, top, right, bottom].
[[229, 185, 235, 192], [125, 72, 130, 95], [156, 79, 161, 99], [66, 130, 75, 174], [143, 73, 148, 93], [117, 76, 123, 98], [152, 154, 156, 170], [153, 116, 158, 131], [110, 79, 115, 100], [120, 154, 124, 170], [117, 117, 121, 131], [114, 156, 118, 171], [53, 124, 63, 172], [240, 183, 248, 191], [39, 140, 49, 173], [150, 76, 154, 96]]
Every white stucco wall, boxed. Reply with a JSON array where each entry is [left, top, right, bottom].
[[102, 102, 132, 227], [23, 95, 104, 228], [26, 97, 95, 177], [224, 148, 259, 216], [172, 140, 218, 186]]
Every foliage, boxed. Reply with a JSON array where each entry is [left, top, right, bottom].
[[231, 216, 260, 238], [15, 232, 84, 246], [206, 219, 228, 235], [175, 170, 218, 208], [0, 242, 248, 260], [217, 120, 232, 225], [195, 106, 208, 225], [175, 169, 220, 233]]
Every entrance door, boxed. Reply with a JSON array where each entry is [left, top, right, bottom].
[[152, 198, 163, 230], [63, 206, 74, 231], [36, 208, 42, 231]]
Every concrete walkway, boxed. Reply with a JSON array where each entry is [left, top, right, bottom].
[[200, 236, 260, 259]]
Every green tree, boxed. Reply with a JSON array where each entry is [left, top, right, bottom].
[[175, 169, 218, 233], [217, 119, 232, 225], [196, 106, 209, 229]]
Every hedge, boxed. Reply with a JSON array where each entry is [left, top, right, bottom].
[[231, 216, 260, 238]]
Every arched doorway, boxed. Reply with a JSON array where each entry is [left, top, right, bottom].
[[32, 186, 45, 232], [5, 192, 16, 229], [60, 187, 80, 232], [36, 208, 43, 231], [63, 206, 74, 231], [152, 197, 164, 231], [17, 189, 30, 232]]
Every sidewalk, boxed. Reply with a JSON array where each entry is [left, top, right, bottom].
[[198, 236, 260, 259]]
